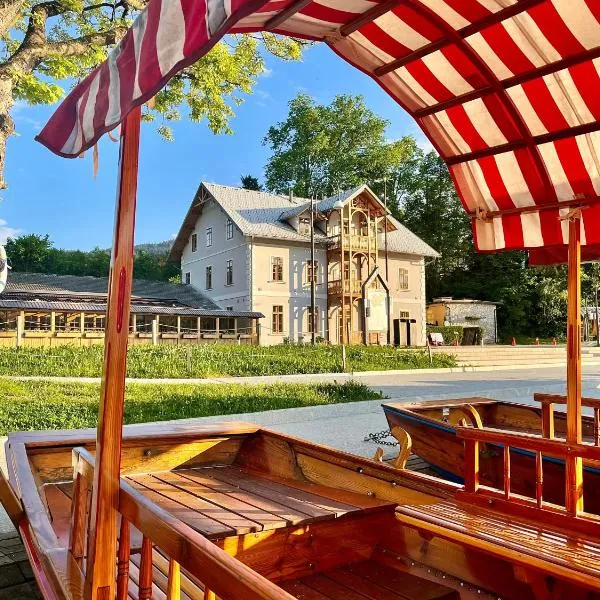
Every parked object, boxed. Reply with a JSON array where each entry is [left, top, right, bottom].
[[383, 395, 600, 512]]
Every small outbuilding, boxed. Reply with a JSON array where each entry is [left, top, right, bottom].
[[427, 297, 500, 344]]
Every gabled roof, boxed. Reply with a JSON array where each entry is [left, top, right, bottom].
[[170, 182, 438, 261], [5, 272, 221, 311], [170, 183, 329, 261]]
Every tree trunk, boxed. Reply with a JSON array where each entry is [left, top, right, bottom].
[[0, 77, 14, 190]]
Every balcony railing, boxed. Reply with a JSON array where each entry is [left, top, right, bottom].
[[329, 234, 377, 252], [327, 279, 363, 296]]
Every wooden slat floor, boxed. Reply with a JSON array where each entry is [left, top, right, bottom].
[[398, 499, 600, 580], [125, 466, 395, 540], [279, 560, 458, 600]]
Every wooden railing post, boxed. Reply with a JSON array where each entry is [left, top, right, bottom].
[[536, 451, 544, 509], [541, 402, 554, 439], [594, 407, 600, 447], [116, 519, 130, 600], [167, 559, 180, 600], [464, 438, 479, 493], [69, 464, 90, 569], [503, 445, 511, 500], [85, 106, 141, 600], [139, 536, 153, 600], [566, 214, 583, 516]]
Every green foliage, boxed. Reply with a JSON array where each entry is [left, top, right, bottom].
[[426, 325, 465, 345], [0, 344, 457, 379], [5, 233, 178, 281], [4, 0, 306, 150], [0, 379, 382, 434], [264, 93, 415, 198], [241, 174, 262, 191]]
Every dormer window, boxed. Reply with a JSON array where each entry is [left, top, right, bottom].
[[299, 216, 311, 235]]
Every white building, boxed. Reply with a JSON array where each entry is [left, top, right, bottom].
[[170, 183, 438, 345]]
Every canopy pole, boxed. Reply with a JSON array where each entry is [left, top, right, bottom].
[[85, 106, 141, 599], [566, 212, 583, 516]]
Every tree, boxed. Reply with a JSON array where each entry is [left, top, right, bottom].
[[5, 232, 178, 280], [5, 233, 52, 271], [264, 93, 414, 198], [241, 175, 262, 191], [0, 4, 305, 190], [394, 148, 471, 299]]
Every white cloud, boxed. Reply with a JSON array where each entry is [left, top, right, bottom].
[[12, 100, 43, 130], [0, 219, 20, 244]]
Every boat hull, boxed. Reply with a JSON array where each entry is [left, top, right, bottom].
[[383, 401, 600, 513]]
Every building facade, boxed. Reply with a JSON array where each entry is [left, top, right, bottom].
[[427, 298, 500, 344], [171, 183, 438, 346]]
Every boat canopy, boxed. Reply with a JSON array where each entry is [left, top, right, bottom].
[[36, 0, 600, 263]]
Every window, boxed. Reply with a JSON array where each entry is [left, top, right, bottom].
[[307, 306, 319, 334], [185, 272, 191, 285], [299, 216, 311, 236], [398, 268, 409, 290], [191, 233, 197, 252], [272, 305, 284, 334], [226, 306, 233, 311], [206, 227, 213, 247], [226, 218, 234, 240], [271, 256, 283, 282], [205, 266, 212, 289], [399, 311, 410, 319], [226, 259, 233, 286], [306, 260, 318, 284]]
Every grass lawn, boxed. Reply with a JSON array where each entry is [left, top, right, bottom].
[[0, 344, 457, 379], [0, 379, 383, 435]]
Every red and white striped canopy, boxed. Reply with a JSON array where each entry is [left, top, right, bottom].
[[36, 0, 600, 261]]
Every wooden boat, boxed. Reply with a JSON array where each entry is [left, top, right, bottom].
[[6, 419, 600, 599], [383, 394, 600, 513], [5, 0, 600, 598]]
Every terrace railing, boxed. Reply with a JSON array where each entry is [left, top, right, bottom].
[[70, 448, 293, 600]]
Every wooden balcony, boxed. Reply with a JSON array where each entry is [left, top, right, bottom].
[[329, 234, 377, 252], [328, 279, 363, 296]]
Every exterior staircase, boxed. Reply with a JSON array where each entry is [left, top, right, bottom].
[[430, 345, 600, 368]]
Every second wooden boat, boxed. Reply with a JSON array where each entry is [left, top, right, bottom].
[[383, 394, 600, 513]]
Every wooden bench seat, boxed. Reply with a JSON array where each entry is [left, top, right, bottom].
[[396, 499, 600, 591], [125, 465, 394, 540]]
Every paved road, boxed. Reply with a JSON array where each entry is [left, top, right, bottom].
[[151, 364, 600, 459]]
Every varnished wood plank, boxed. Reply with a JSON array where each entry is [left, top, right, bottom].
[[326, 566, 408, 599], [127, 478, 234, 538], [87, 106, 142, 600], [44, 484, 72, 544], [139, 536, 154, 600], [300, 573, 368, 600], [157, 471, 287, 531], [183, 468, 317, 525], [279, 580, 331, 600], [117, 519, 131, 600], [566, 215, 583, 516], [148, 472, 266, 534], [210, 467, 343, 519], [119, 480, 297, 599], [349, 561, 458, 600], [217, 511, 393, 584]]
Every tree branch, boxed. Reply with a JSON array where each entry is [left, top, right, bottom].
[[47, 25, 126, 57]]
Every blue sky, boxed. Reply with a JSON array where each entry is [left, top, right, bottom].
[[1, 42, 427, 251]]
